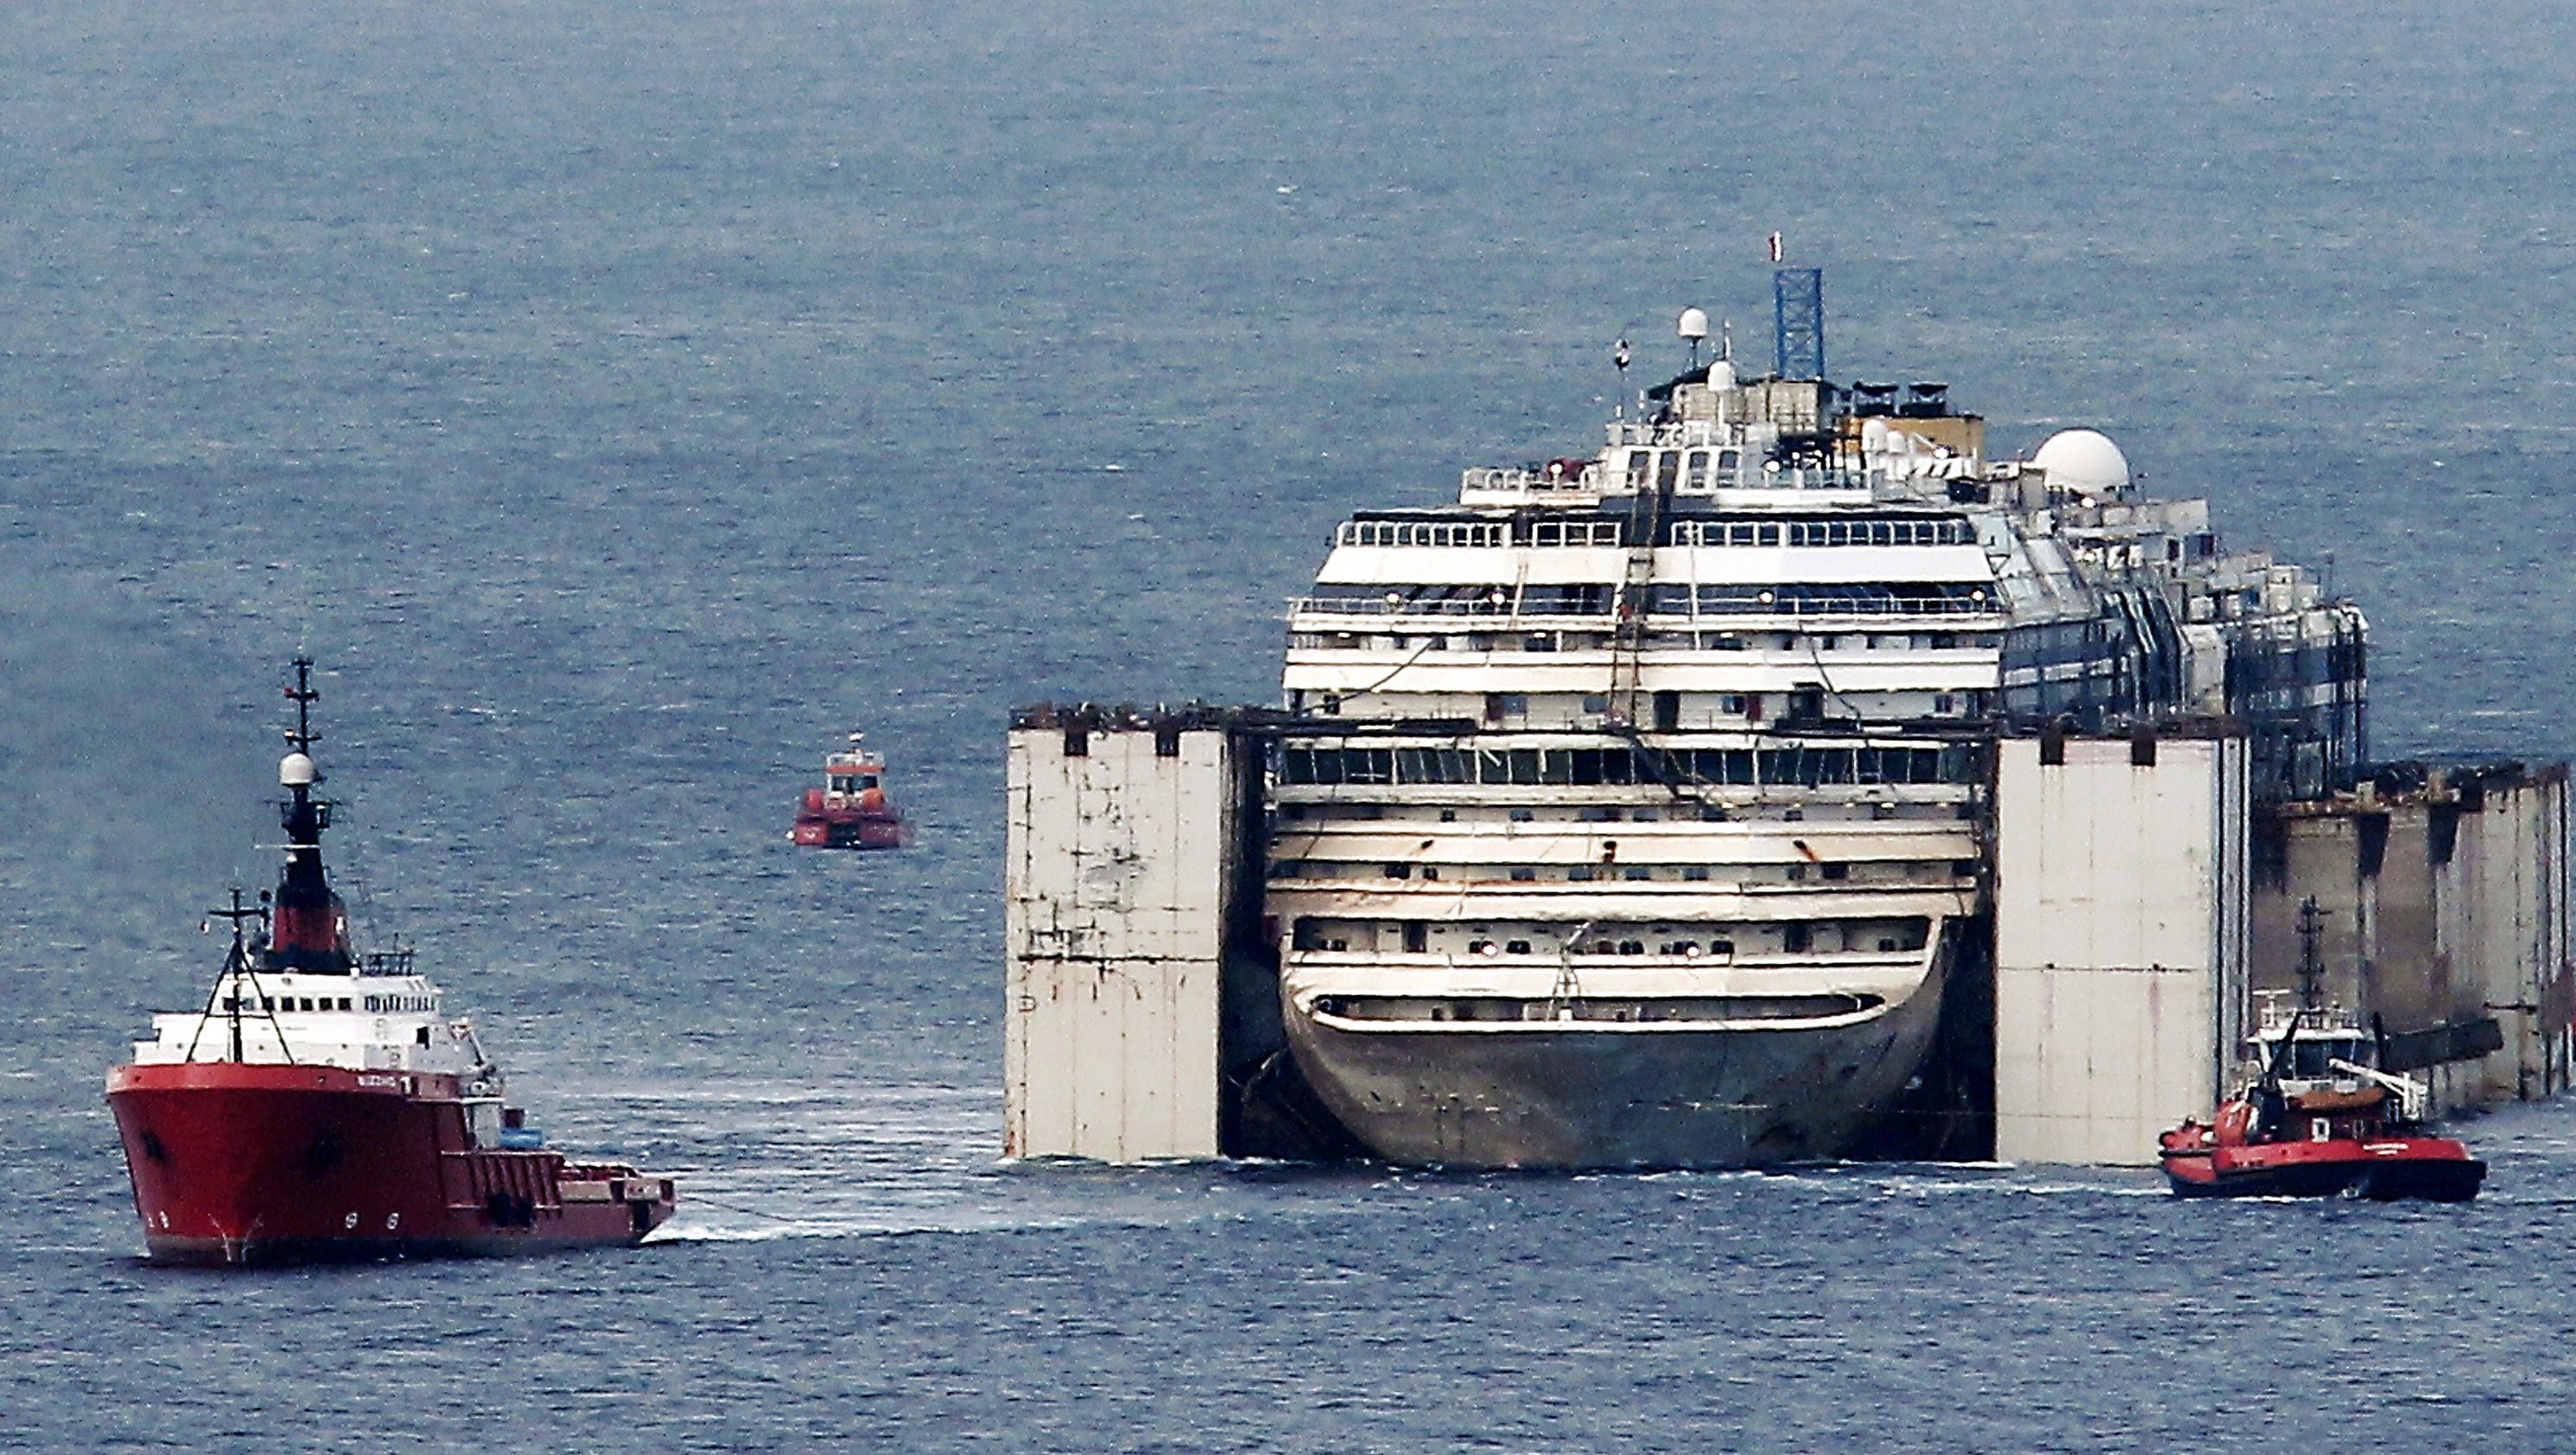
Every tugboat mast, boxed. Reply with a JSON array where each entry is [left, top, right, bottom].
[[267, 656, 348, 974], [183, 888, 276, 1064]]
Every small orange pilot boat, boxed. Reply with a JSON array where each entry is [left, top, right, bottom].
[[790, 734, 913, 850]]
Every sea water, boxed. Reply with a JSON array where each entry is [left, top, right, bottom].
[[7, 3, 2576, 1449]]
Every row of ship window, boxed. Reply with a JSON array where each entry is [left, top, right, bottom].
[[1335, 516, 1975, 550], [1625, 446, 1744, 493], [1276, 743, 1980, 788], [1293, 929, 1925, 955], [1275, 861, 1967, 884], [1306, 582, 1994, 617], [226, 995, 353, 1013], [1307, 936, 1771, 955], [1295, 632, 1996, 654], [1668, 518, 1974, 548], [220, 994, 434, 1014]]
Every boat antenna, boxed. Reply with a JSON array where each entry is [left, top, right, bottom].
[[1612, 337, 1631, 419], [184, 887, 273, 1063], [284, 655, 320, 758]]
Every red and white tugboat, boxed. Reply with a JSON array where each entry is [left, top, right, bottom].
[[105, 660, 677, 1264], [2158, 996, 2484, 1202], [789, 732, 912, 849]]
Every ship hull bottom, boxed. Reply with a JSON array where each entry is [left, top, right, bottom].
[[138, 1225, 658, 1267], [2160, 1144, 2484, 1202], [108, 1063, 674, 1267], [1284, 961, 1951, 1171]]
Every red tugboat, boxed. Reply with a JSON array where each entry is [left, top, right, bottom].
[[790, 733, 912, 849], [105, 660, 677, 1264], [2158, 996, 2484, 1202]]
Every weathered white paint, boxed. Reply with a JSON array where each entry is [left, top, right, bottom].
[[1993, 734, 2249, 1165], [1004, 725, 1238, 1161]]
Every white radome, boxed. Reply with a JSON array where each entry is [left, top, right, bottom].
[[2031, 428, 2131, 494], [279, 752, 318, 787], [1677, 307, 1710, 341]]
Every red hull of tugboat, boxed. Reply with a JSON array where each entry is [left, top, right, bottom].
[[789, 809, 911, 850], [2159, 1133, 2484, 1202], [106, 1062, 674, 1265]]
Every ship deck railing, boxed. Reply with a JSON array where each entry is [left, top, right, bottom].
[[1458, 466, 1599, 495], [1289, 597, 2008, 622]]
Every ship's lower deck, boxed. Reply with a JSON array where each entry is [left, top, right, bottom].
[[1278, 922, 1961, 1169]]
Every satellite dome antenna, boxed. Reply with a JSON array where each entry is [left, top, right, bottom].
[[1677, 308, 1709, 370]]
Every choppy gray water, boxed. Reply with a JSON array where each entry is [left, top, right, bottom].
[[8, 2, 2576, 1449]]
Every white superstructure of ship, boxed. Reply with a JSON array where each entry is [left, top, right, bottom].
[[1265, 306, 2365, 1169]]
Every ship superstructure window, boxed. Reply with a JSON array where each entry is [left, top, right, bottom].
[[1254, 922, 1938, 964], [1678, 521, 1785, 547], [1337, 520, 1509, 548], [1530, 520, 1622, 547], [1306, 584, 1514, 615], [1786, 518, 1974, 546], [1672, 517, 1972, 547], [1278, 743, 1975, 788], [1526, 584, 1619, 616], [1672, 583, 1994, 617]]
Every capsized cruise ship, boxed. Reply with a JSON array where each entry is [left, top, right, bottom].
[[1263, 309, 2364, 1169]]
